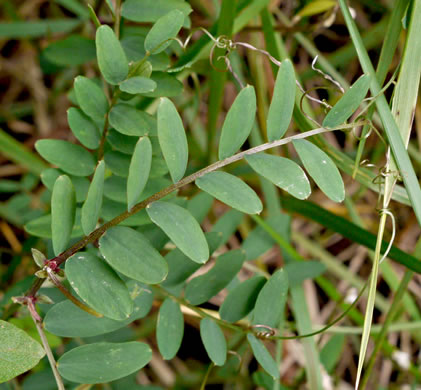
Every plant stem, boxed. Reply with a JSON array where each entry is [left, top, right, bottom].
[[28, 300, 65, 390], [53, 122, 362, 267]]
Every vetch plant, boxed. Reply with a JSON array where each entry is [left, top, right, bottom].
[[1, 1, 421, 389]]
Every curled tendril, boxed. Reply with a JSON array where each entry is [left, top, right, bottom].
[[377, 208, 396, 264], [311, 55, 345, 93], [250, 324, 276, 338]]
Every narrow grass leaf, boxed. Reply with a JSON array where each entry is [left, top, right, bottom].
[[0, 320, 45, 382], [157, 298, 184, 360], [247, 334, 280, 380], [147, 201, 208, 263], [99, 226, 168, 284], [57, 341, 152, 384], [200, 318, 227, 366], [109, 104, 149, 136], [322, 74, 371, 128], [218, 85, 256, 159], [119, 76, 157, 94], [81, 161, 105, 235], [67, 108, 101, 149], [65, 253, 133, 320], [157, 98, 188, 183], [127, 137, 152, 210], [267, 59, 296, 141], [144, 10, 184, 54], [219, 275, 266, 323], [35, 140, 96, 177], [293, 139, 345, 202], [196, 171, 262, 214], [246, 153, 311, 200], [252, 269, 288, 328], [74, 76, 108, 121], [96, 25, 128, 85], [185, 249, 245, 305], [51, 175, 75, 255]]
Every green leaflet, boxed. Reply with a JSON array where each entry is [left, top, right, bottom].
[[156, 298, 184, 360], [41, 168, 89, 203], [96, 25, 128, 85], [106, 130, 138, 154], [284, 261, 326, 287], [185, 249, 245, 305], [162, 232, 222, 287], [0, 320, 45, 382], [267, 59, 296, 141], [252, 269, 288, 329], [323, 74, 371, 128], [157, 97, 188, 183], [57, 341, 152, 384], [247, 334, 280, 380], [293, 139, 345, 202], [147, 201, 208, 263], [219, 275, 266, 323], [43, 35, 96, 66], [65, 253, 133, 320], [121, 0, 192, 25], [119, 76, 157, 94], [81, 161, 105, 235], [109, 104, 149, 136], [44, 282, 153, 337], [218, 85, 256, 159], [245, 153, 311, 200], [195, 171, 263, 214], [67, 107, 101, 149], [51, 175, 75, 256], [73, 76, 109, 121], [200, 318, 227, 366], [144, 72, 184, 97], [99, 226, 168, 284], [127, 137, 152, 211], [104, 151, 131, 177], [144, 10, 184, 54], [35, 139, 96, 177], [25, 209, 83, 239]]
